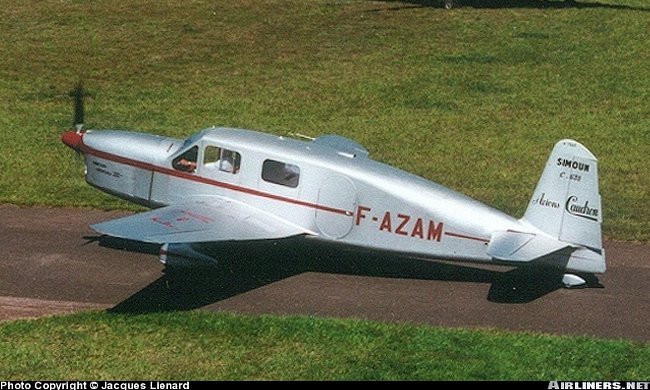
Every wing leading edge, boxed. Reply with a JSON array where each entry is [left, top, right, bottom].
[[91, 197, 315, 244]]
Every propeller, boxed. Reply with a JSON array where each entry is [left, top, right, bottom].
[[61, 81, 90, 152], [69, 81, 88, 133]]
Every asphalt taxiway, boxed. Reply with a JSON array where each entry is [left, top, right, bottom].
[[1, 205, 647, 341]]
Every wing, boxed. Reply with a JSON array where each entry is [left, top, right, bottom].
[[312, 135, 369, 158], [91, 197, 315, 244]]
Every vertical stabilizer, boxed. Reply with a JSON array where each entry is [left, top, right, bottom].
[[522, 139, 602, 252]]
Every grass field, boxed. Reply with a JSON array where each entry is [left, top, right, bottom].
[[0, 311, 648, 380], [0, 0, 647, 240], [0, 0, 648, 380]]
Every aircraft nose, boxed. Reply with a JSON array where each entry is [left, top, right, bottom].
[[61, 130, 83, 150]]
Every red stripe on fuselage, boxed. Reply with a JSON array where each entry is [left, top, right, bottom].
[[78, 141, 352, 216], [444, 231, 490, 243]]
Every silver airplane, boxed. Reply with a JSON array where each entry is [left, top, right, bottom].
[[61, 105, 604, 289]]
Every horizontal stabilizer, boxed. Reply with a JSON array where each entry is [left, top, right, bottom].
[[487, 231, 574, 262], [91, 197, 314, 244]]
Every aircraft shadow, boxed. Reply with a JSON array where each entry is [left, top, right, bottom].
[[374, 0, 649, 11], [92, 236, 602, 315]]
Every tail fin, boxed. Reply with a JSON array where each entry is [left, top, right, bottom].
[[522, 140, 604, 268]]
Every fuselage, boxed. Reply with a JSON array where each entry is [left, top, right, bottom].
[[65, 127, 533, 264]]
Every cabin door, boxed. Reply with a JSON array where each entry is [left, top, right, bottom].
[[316, 175, 357, 239]]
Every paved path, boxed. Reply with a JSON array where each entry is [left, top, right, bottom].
[[1, 205, 647, 341]]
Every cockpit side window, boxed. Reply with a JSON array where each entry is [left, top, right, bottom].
[[203, 145, 241, 174], [172, 146, 198, 173], [261, 159, 300, 188]]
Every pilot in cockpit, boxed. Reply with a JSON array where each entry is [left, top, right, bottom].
[[172, 146, 198, 172]]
